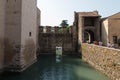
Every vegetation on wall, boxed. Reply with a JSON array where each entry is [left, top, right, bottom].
[[59, 20, 72, 33], [58, 26, 72, 33]]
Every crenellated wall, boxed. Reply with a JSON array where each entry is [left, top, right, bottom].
[[81, 43, 120, 80], [38, 26, 76, 54], [39, 26, 72, 33]]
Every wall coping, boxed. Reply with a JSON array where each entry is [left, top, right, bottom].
[[82, 43, 120, 52]]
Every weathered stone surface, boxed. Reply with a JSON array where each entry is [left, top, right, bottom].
[[0, 0, 5, 72], [4, 39, 17, 68], [82, 43, 120, 80], [4, 39, 22, 72], [21, 39, 37, 70], [0, 0, 40, 72], [4, 39, 37, 72], [38, 26, 75, 54]]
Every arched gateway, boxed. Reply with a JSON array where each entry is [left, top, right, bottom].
[[73, 11, 101, 44], [84, 30, 95, 43]]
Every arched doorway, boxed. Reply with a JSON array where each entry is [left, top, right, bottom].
[[84, 30, 94, 43]]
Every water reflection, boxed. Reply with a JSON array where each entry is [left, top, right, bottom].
[[0, 55, 109, 80], [56, 55, 62, 63]]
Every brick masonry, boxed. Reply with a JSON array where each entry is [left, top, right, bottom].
[[81, 43, 120, 80]]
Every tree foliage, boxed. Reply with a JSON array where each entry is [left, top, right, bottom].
[[60, 20, 69, 27]]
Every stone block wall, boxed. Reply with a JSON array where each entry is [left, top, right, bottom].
[[81, 43, 120, 80], [39, 26, 72, 33], [3, 0, 38, 72], [20, 39, 37, 72], [38, 33, 74, 54], [38, 26, 76, 55]]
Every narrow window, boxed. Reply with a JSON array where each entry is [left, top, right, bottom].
[[7, 0, 8, 2], [29, 32, 32, 37], [113, 36, 117, 44]]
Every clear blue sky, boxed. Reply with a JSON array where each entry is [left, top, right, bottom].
[[37, 0, 120, 26]]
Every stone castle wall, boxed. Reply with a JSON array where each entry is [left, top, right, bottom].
[[38, 26, 75, 54], [39, 33, 73, 54], [17, 0, 37, 72], [81, 43, 120, 80], [4, 0, 22, 71]]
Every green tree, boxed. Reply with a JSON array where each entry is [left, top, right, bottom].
[[60, 20, 69, 27]]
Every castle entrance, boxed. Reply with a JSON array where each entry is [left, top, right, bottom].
[[84, 30, 95, 43]]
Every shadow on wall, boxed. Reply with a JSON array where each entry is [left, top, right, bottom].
[[0, 38, 4, 70], [4, 38, 37, 71], [4, 38, 16, 68], [78, 42, 82, 58]]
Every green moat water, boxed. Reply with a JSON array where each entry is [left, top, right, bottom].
[[0, 55, 109, 80]]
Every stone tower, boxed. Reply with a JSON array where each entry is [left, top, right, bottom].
[[4, 0, 38, 72]]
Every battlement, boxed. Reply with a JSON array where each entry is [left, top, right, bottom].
[[39, 26, 72, 33]]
